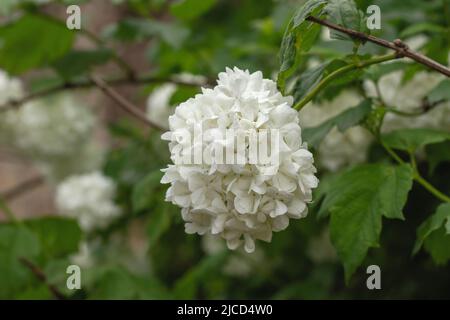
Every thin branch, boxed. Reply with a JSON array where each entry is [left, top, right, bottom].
[[385, 97, 447, 117], [0, 174, 44, 202], [19, 257, 66, 300], [89, 74, 167, 131], [0, 75, 205, 113], [307, 15, 450, 77]]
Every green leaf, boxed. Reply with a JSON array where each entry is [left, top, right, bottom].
[[400, 23, 447, 38], [293, 62, 328, 102], [322, 164, 413, 280], [25, 217, 82, 259], [426, 141, 450, 174], [52, 49, 113, 80], [303, 99, 372, 148], [0, 14, 75, 74], [147, 202, 172, 248], [278, 0, 328, 89], [170, 0, 217, 21], [426, 79, 450, 104], [413, 203, 450, 255], [132, 171, 164, 212], [382, 128, 450, 153], [325, 0, 368, 41], [423, 227, 450, 265], [103, 18, 189, 49], [174, 252, 228, 299], [365, 61, 407, 82], [0, 225, 40, 298]]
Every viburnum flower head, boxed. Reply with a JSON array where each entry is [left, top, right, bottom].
[[161, 67, 319, 253], [56, 172, 122, 232]]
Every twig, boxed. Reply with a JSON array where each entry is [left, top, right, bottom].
[[0, 75, 205, 113], [19, 257, 66, 300], [0, 174, 44, 202], [90, 74, 167, 131], [307, 16, 450, 77]]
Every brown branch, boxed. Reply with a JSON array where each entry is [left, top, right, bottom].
[[0, 174, 44, 202], [19, 257, 66, 300], [89, 74, 167, 131], [0, 75, 206, 114], [307, 16, 450, 77]]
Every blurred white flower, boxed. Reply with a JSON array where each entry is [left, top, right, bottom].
[[161, 67, 318, 253], [7, 95, 95, 157], [364, 71, 450, 132], [146, 84, 177, 128], [56, 171, 122, 232], [3, 94, 103, 181], [299, 91, 373, 172], [0, 70, 23, 105], [146, 73, 207, 127]]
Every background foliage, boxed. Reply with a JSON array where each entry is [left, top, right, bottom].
[[0, 0, 450, 299]]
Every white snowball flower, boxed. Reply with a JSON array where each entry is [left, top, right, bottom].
[[56, 172, 122, 232], [299, 91, 373, 172], [161, 67, 318, 253], [364, 70, 450, 132]]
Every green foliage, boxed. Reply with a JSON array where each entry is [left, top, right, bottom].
[[0, 225, 40, 298], [103, 18, 189, 48], [303, 99, 371, 148], [325, 0, 368, 41], [278, 0, 328, 90], [427, 80, 450, 104], [0, 14, 74, 74], [382, 129, 450, 153], [174, 252, 228, 299], [25, 217, 82, 259], [147, 202, 173, 248], [413, 203, 450, 265], [320, 164, 413, 280], [426, 141, 450, 174], [170, 0, 217, 21], [132, 171, 164, 213], [52, 50, 113, 80], [1, 0, 450, 300]]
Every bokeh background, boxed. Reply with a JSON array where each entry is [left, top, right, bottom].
[[0, 0, 450, 299]]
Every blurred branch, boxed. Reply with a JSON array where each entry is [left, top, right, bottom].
[[90, 74, 167, 131], [19, 257, 66, 300], [0, 74, 205, 114], [0, 174, 44, 202], [386, 99, 447, 117], [307, 16, 450, 77]]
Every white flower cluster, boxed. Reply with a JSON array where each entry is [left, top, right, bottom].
[[299, 91, 373, 172], [6, 95, 95, 158], [0, 70, 103, 181], [364, 71, 450, 133], [161, 67, 318, 253], [56, 172, 122, 232]]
